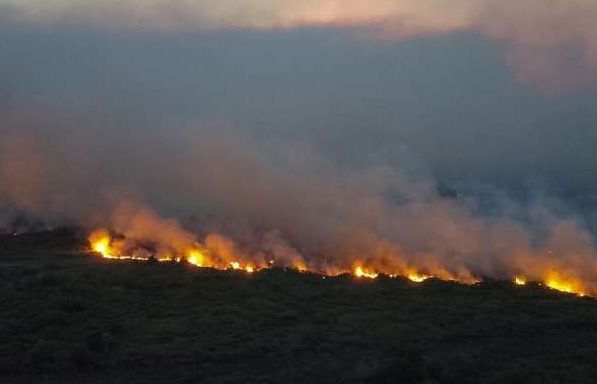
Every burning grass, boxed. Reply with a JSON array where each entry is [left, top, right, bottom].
[[88, 228, 592, 298]]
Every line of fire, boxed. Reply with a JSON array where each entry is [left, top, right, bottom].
[[89, 228, 589, 298]]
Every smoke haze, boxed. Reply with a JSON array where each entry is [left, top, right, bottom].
[[1, 4, 597, 293]]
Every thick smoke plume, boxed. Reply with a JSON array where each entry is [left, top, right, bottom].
[[1, 109, 596, 296]]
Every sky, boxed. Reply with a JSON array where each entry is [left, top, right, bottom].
[[0, 0, 597, 231], [1, 1, 597, 287], [2, 1, 597, 193]]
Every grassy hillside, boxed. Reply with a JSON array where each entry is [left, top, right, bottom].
[[1, 230, 597, 383]]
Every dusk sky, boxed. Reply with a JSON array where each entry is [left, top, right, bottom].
[[1, 1, 597, 235]]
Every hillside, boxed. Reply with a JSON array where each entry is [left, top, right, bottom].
[[1, 230, 597, 383]]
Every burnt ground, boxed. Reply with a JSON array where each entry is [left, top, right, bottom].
[[1, 230, 597, 383]]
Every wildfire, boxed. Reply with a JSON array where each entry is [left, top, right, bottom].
[[89, 229, 113, 258], [187, 250, 204, 267], [544, 272, 586, 297], [354, 266, 378, 279], [293, 261, 308, 272], [514, 276, 527, 286], [86, 228, 595, 298], [407, 272, 431, 283], [93, 239, 110, 257], [230, 261, 241, 270], [228, 261, 256, 273]]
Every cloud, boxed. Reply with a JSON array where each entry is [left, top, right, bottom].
[[3, 0, 596, 90], [476, 1, 597, 90]]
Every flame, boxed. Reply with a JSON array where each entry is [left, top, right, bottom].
[[544, 272, 586, 297], [228, 261, 256, 273], [230, 261, 241, 270], [514, 276, 527, 286], [89, 229, 113, 258], [293, 261, 308, 272], [87, 228, 595, 298], [408, 272, 431, 283], [187, 249, 204, 267], [93, 240, 110, 257], [354, 266, 378, 279]]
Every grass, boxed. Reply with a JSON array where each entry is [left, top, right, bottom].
[[1, 229, 597, 383]]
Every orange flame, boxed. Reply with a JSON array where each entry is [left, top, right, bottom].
[[407, 272, 431, 283], [514, 276, 527, 286], [544, 272, 586, 297], [87, 228, 594, 298], [187, 249, 204, 267], [354, 266, 378, 279], [89, 229, 113, 258]]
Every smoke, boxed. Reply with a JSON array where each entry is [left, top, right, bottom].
[[1, 105, 596, 294], [2, 0, 597, 90], [1, 3, 596, 294]]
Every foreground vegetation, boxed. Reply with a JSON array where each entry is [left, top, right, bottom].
[[1, 230, 597, 383]]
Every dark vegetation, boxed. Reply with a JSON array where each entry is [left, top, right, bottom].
[[1, 230, 597, 383]]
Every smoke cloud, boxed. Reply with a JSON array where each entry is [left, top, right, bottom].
[[1, 2, 597, 295], [1, 106, 597, 295]]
